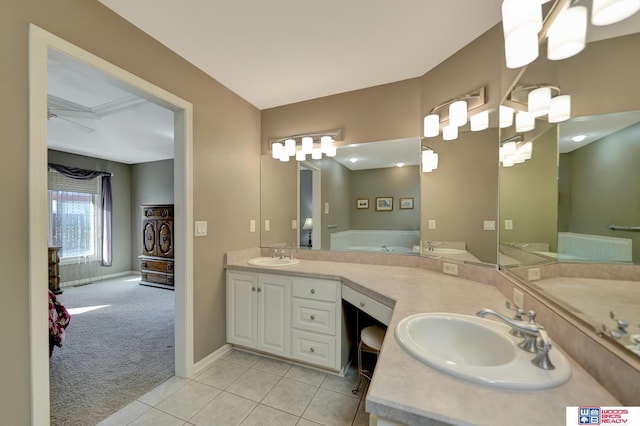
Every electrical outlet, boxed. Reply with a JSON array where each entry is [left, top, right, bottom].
[[428, 219, 436, 229], [250, 220, 256, 233], [528, 267, 541, 281], [443, 262, 458, 276], [265, 219, 270, 232], [513, 288, 525, 308]]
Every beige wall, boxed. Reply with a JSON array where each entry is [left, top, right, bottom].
[[1, 1, 260, 423], [499, 125, 559, 252], [559, 123, 640, 263], [421, 128, 500, 264], [350, 166, 420, 231]]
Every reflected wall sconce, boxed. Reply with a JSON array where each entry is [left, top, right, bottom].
[[503, 84, 571, 133], [500, 135, 532, 167], [502, 0, 640, 69], [302, 217, 313, 247], [423, 86, 488, 140], [421, 146, 439, 173], [270, 129, 342, 162]]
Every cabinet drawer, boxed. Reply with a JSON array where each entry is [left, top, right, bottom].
[[141, 272, 174, 286], [292, 278, 338, 302], [292, 299, 336, 335], [291, 330, 335, 370], [140, 258, 174, 273], [341, 285, 392, 326]]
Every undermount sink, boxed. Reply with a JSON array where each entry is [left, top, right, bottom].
[[429, 248, 468, 255], [247, 257, 300, 267], [395, 313, 571, 390]]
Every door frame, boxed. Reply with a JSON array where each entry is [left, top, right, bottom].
[[29, 24, 194, 424]]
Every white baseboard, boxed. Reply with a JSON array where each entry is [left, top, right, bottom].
[[60, 270, 139, 288], [191, 344, 232, 377]]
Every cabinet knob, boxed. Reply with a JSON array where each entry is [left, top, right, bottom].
[[252, 287, 256, 292], [310, 289, 315, 294], [310, 315, 316, 320], [257, 287, 262, 292], [142, 262, 147, 268], [310, 347, 315, 353], [360, 301, 366, 307]]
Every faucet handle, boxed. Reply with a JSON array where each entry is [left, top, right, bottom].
[[609, 311, 628, 332], [505, 301, 525, 319], [526, 310, 537, 324]]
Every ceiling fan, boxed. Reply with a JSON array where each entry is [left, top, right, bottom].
[[47, 95, 98, 133]]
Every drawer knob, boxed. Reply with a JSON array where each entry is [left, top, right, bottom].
[[360, 301, 366, 307], [310, 347, 315, 353], [310, 315, 316, 320], [142, 262, 147, 268], [310, 289, 315, 294]]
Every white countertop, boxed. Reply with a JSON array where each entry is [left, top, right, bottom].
[[225, 254, 619, 426]]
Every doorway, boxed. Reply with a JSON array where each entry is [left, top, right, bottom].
[[29, 25, 194, 424]]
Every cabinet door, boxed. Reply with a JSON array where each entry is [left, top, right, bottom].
[[157, 219, 174, 258], [257, 275, 291, 358], [142, 220, 157, 256], [226, 272, 258, 348]]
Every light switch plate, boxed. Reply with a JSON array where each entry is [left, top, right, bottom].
[[505, 219, 513, 230], [194, 221, 207, 237], [528, 267, 541, 281], [250, 220, 256, 233], [292, 219, 297, 229], [265, 219, 270, 232], [428, 219, 436, 229], [324, 202, 330, 215], [513, 288, 525, 308], [483, 220, 496, 231]]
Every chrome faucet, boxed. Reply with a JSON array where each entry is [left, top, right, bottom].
[[381, 245, 390, 252], [476, 308, 555, 370], [426, 240, 443, 251]]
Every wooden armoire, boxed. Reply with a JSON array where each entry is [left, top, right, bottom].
[[139, 204, 174, 290]]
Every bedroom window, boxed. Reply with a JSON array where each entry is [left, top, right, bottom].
[[48, 169, 101, 262]]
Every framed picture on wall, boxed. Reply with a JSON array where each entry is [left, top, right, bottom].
[[375, 197, 393, 211], [400, 197, 414, 209], [356, 198, 369, 209]]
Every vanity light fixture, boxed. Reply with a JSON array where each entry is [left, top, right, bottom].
[[421, 146, 439, 173], [500, 135, 532, 167], [501, 0, 640, 68], [505, 84, 571, 132], [423, 86, 487, 140], [270, 129, 342, 162]]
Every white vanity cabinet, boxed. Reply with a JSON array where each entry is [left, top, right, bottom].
[[226, 271, 291, 358], [226, 270, 348, 372]]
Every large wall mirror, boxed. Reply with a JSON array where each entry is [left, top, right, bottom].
[[260, 138, 423, 254], [499, 21, 640, 358]]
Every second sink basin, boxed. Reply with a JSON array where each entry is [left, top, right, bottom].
[[247, 257, 300, 267], [395, 312, 571, 390]]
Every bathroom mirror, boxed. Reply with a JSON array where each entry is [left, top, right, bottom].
[[260, 138, 423, 254], [498, 26, 640, 356]]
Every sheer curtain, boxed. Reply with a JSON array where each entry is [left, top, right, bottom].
[[48, 164, 113, 285]]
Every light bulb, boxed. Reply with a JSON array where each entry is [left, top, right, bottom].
[[548, 5, 587, 60], [470, 110, 489, 131], [442, 125, 458, 141], [311, 149, 322, 160], [592, 0, 640, 26], [449, 100, 467, 127], [548, 95, 571, 123], [528, 87, 551, 117], [301, 136, 313, 154], [272, 142, 283, 159], [516, 111, 535, 132], [284, 139, 296, 156], [502, 0, 542, 68], [423, 114, 440, 137], [295, 151, 306, 161], [325, 146, 337, 157], [499, 106, 514, 128], [505, 30, 539, 69], [320, 136, 333, 153]]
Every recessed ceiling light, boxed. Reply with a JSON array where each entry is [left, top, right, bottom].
[[571, 134, 587, 142], [396, 163, 405, 167], [349, 157, 358, 163]]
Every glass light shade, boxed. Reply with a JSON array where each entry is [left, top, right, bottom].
[[311, 149, 322, 160], [592, 0, 640, 25], [470, 110, 489, 131], [518, 141, 533, 161], [423, 114, 440, 137], [295, 151, 306, 161], [325, 146, 337, 157], [499, 105, 515, 128], [320, 136, 333, 153], [547, 5, 587, 60], [502, 158, 515, 167], [528, 87, 551, 117], [279, 154, 290, 162], [442, 125, 458, 140], [548, 95, 571, 123], [284, 138, 296, 156], [503, 141, 517, 157], [449, 100, 467, 127], [272, 142, 283, 159], [515, 111, 535, 132], [504, 29, 539, 69], [421, 150, 438, 173], [301, 136, 313, 154], [502, 0, 543, 39]]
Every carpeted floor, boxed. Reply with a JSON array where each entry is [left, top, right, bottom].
[[49, 275, 175, 426]]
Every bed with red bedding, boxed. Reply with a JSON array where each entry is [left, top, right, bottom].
[[49, 290, 71, 357]]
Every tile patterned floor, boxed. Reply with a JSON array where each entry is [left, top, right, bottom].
[[98, 349, 370, 426]]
